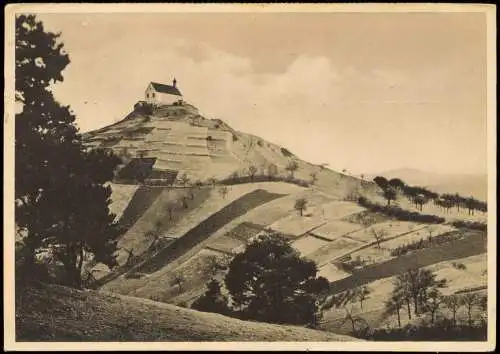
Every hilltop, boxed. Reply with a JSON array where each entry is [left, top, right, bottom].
[[16, 282, 360, 342], [82, 101, 374, 195]]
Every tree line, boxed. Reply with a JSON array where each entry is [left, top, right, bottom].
[[373, 176, 487, 215]]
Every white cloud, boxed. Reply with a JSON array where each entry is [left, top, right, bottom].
[[48, 37, 485, 175]]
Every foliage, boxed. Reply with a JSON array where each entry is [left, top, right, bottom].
[[285, 160, 299, 178], [191, 279, 231, 316], [389, 231, 462, 257], [294, 197, 308, 217], [357, 197, 445, 224], [15, 15, 121, 288], [280, 147, 293, 157], [223, 232, 330, 326], [218, 186, 229, 199], [450, 220, 487, 231], [248, 165, 258, 181], [373, 176, 389, 190], [391, 268, 447, 318], [359, 321, 487, 341], [383, 187, 397, 207], [219, 174, 310, 188]]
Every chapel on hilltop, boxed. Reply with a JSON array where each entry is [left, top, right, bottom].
[[145, 78, 183, 106]]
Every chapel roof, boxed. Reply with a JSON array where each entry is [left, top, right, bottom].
[[150, 82, 182, 96]]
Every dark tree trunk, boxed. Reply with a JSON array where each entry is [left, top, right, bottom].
[[406, 299, 412, 320], [397, 307, 401, 327], [413, 295, 419, 316]]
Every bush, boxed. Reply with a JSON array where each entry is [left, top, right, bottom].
[[450, 220, 487, 231], [232, 133, 238, 142], [219, 174, 310, 188], [452, 262, 467, 270], [358, 197, 445, 224], [389, 231, 460, 257], [358, 322, 487, 341], [280, 147, 293, 157]]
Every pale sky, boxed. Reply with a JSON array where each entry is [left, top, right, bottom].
[[37, 11, 488, 175]]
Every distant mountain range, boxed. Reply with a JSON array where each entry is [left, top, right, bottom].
[[367, 168, 488, 201]]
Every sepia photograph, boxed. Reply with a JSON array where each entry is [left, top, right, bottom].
[[4, 3, 496, 351]]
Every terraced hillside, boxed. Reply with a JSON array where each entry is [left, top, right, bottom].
[[83, 102, 378, 198], [81, 102, 488, 340]]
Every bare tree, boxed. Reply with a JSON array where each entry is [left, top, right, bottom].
[[425, 289, 442, 325], [181, 195, 189, 209], [177, 172, 190, 188], [123, 247, 135, 266], [187, 186, 197, 200], [285, 160, 299, 178], [354, 286, 371, 309], [171, 274, 186, 294], [294, 197, 308, 217], [167, 202, 176, 221], [248, 165, 258, 181], [370, 228, 387, 249], [427, 226, 437, 241], [309, 172, 318, 185], [460, 293, 480, 327], [207, 177, 218, 188], [340, 306, 368, 335], [145, 220, 163, 250], [384, 291, 405, 327], [219, 186, 229, 199], [443, 294, 462, 327], [267, 163, 278, 179], [361, 215, 376, 232]]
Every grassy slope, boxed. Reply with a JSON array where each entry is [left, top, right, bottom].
[[16, 283, 360, 342]]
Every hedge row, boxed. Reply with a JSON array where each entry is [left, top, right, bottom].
[[357, 196, 445, 224]]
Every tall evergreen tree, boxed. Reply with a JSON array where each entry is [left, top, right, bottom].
[[15, 14, 121, 288]]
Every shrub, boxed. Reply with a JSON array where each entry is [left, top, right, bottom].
[[389, 231, 461, 257], [280, 147, 293, 157], [232, 133, 238, 142], [357, 197, 445, 224], [450, 220, 487, 231], [220, 174, 310, 188]]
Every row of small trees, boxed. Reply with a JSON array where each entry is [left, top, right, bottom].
[[373, 176, 487, 215], [383, 268, 486, 329]]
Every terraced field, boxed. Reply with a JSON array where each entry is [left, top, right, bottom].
[[131, 189, 285, 274], [116, 185, 166, 230], [107, 183, 140, 222], [312, 221, 364, 241], [328, 229, 487, 294], [292, 235, 331, 256], [116, 187, 212, 265]]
